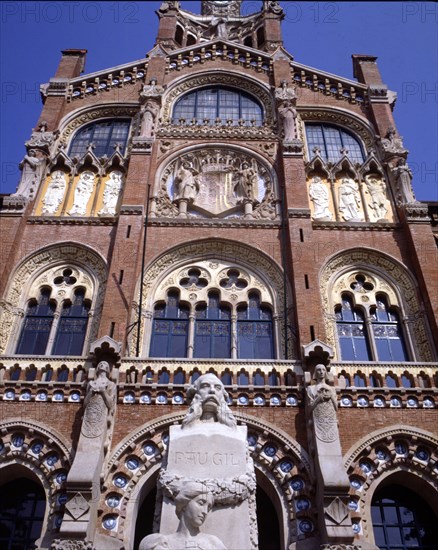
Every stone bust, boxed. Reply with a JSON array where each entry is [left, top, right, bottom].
[[140, 481, 226, 550], [182, 373, 236, 429]]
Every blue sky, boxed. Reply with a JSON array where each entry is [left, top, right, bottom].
[[1, 1, 437, 199]]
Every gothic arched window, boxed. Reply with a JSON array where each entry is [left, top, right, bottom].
[[306, 124, 365, 163], [16, 288, 55, 355], [0, 478, 46, 550], [149, 291, 189, 358], [335, 294, 372, 361], [172, 87, 263, 126], [237, 292, 274, 359], [52, 288, 90, 356], [194, 292, 231, 358], [69, 119, 130, 158], [371, 485, 436, 549], [371, 296, 408, 361]]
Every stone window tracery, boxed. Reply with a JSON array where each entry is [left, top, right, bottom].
[[146, 260, 278, 359], [14, 265, 95, 357], [332, 271, 411, 362]]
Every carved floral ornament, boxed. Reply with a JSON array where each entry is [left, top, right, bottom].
[[343, 426, 438, 544], [100, 412, 314, 547], [0, 244, 107, 355], [152, 147, 278, 220], [319, 249, 434, 362], [0, 420, 72, 539]]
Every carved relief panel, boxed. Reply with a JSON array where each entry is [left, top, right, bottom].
[[307, 173, 394, 223], [152, 148, 277, 220], [35, 170, 124, 218]]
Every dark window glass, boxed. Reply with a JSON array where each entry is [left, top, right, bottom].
[[69, 120, 130, 158], [172, 87, 263, 126], [253, 372, 264, 386], [221, 372, 232, 385], [237, 293, 274, 359], [0, 478, 46, 550], [194, 293, 231, 359], [336, 295, 372, 361], [371, 485, 436, 549], [52, 289, 90, 356], [306, 123, 365, 164], [16, 289, 55, 355], [371, 297, 408, 361], [150, 292, 189, 358]]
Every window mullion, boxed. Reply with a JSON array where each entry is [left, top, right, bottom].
[[187, 305, 196, 358], [364, 311, 378, 361], [231, 310, 237, 359], [400, 315, 416, 362], [45, 300, 62, 356]]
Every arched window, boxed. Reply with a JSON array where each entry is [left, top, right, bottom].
[[335, 295, 372, 361], [150, 291, 189, 358], [52, 288, 90, 356], [371, 485, 436, 549], [69, 119, 130, 158], [172, 87, 263, 126], [16, 288, 55, 355], [194, 292, 231, 358], [371, 296, 408, 361], [0, 478, 46, 550], [306, 124, 365, 163], [237, 293, 274, 359]]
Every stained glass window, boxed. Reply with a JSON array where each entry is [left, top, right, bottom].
[[150, 292, 189, 358], [371, 296, 408, 361], [172, 87, 263, 126], [306, 124, 365, 163], [0, 478, 46, 550], [52, 288, 90, 356], [16, 289, 55, 355], [69, 120, 130, 158], [194, 292, 231, 358], [372, 485, 436, 549], [237, 293, 274, 359], [335, 294, 372, 361]]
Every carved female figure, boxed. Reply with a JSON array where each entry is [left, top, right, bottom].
[[309, 176, 332, 220], [140, 481, 226, 550], [82, 361, 116, 439], [234, 162, 258, 203], [68, 170, 95, 216], [140, 100, 160, 138], [17, 150, 43, 198], [365, 176, 388, 220], [307, 364, 338, 443], [41, 170, 67, 215], [174, 162, 199, 201], [278, 100, 297, 142], [99, 171, 123, 216], [338, 177, 363, 221]]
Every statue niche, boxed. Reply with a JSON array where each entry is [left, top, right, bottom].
[[154, 148, 276, 220]]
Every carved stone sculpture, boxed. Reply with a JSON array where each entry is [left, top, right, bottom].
[[365, 175, 388, 220], [140, 100, 160, 138], [42, 170, 67, 215], [391, 159, 416, 204], [380, 127, 408, 156], [140, 480, 226, 550], [25, 120, 57, 151], [182, 373, 237, 429], [173, 161, 200, 202], [338, 178, 363, 221], [16, 150, 43, 199], [234, 161, 259, 203], [307, 364, 338, 443], [98, 171, 123, 216], [140, 79, 165, 101], [209, 16, 228, 39], [278, 100, 297, 142], [68, 170, 95, 216], [82, 361, 116, 439], [149, 373, 256, 549], [309, 176, 333, 220]]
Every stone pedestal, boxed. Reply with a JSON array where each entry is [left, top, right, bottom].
[[159, 423, 255, 550]]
